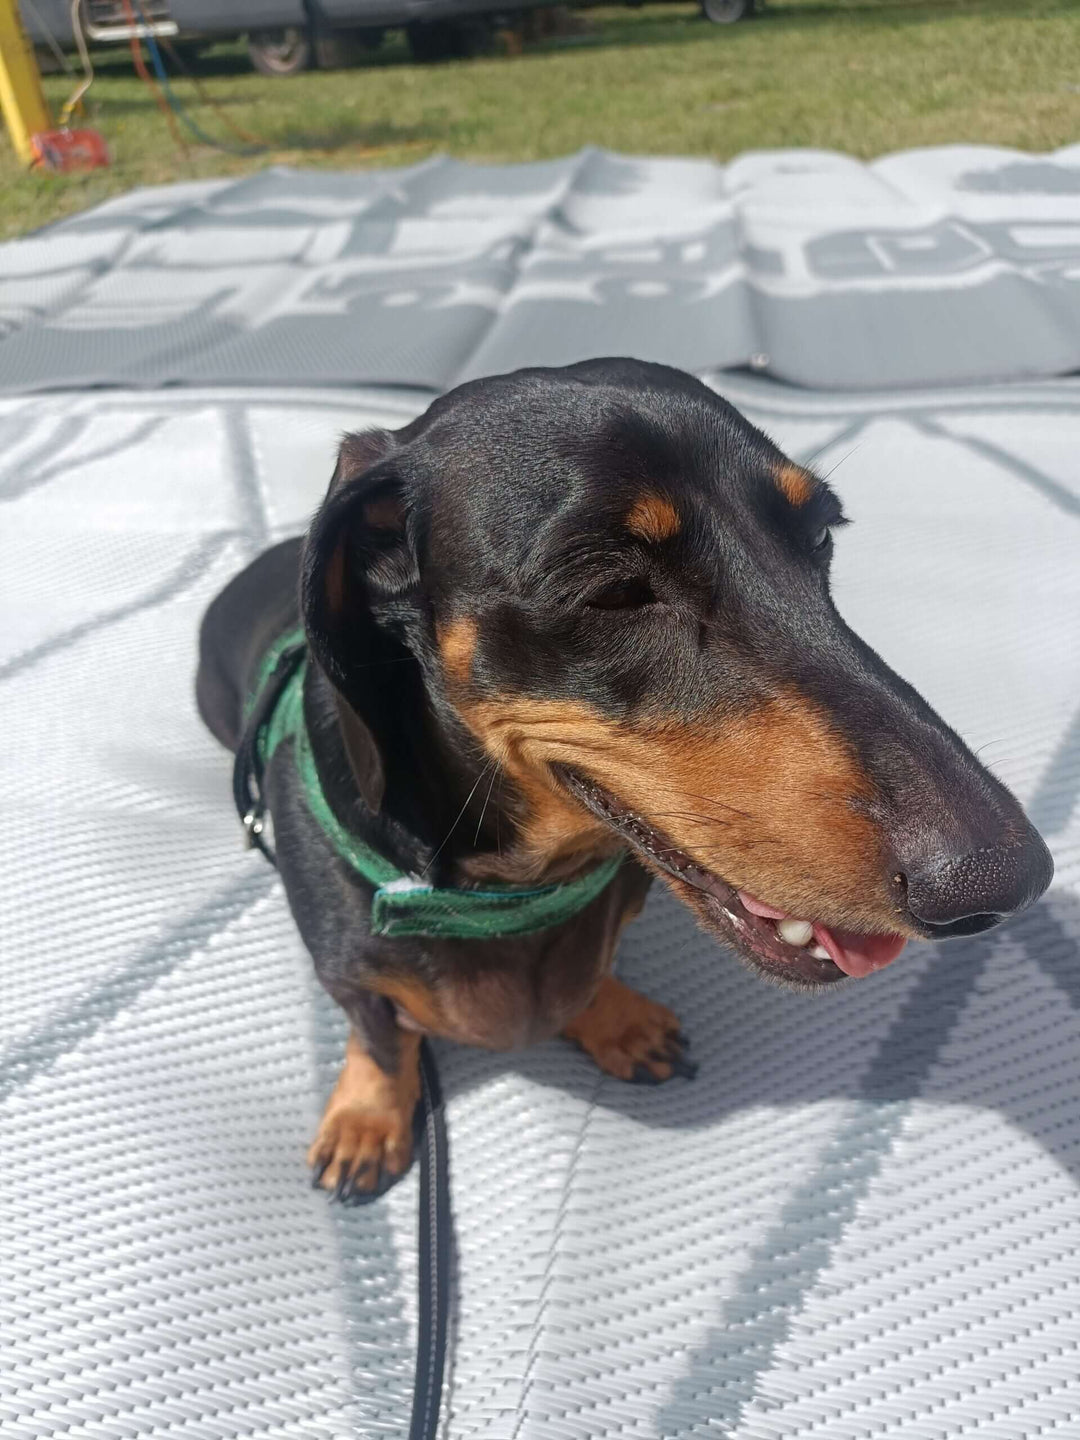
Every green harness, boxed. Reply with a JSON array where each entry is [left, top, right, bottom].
[[241, 628, 625, 941]]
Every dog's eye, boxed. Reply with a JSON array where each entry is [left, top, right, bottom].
[[810, 526, 831, 552], [587, 578, 656, 610]]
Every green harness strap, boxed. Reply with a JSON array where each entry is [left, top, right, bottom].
[[247, 628, 625, 940]]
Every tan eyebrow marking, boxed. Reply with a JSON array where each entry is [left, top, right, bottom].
[[625, 492, 681, 543], [438, 616, 478, 686], [775, 463, 816, 507]]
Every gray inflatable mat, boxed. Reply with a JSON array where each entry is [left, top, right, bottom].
[[4, 145, 1080, 394], [2, 152, 1080, 1439]]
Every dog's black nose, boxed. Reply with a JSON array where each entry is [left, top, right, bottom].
[[902, 825, 1054, 938]]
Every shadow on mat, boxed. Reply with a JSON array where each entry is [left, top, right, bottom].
[[437, 884, 1080, 1194]]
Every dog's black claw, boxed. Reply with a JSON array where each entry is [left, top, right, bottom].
[[332, 1163, 352, 1203], [642, 1046, 698, 1082], [328, 1162, 379, 1205], [310, 1155, 332, 1189], [349, 1162, 376, 1200], [631, 1062, 662, 1086], [674, 1030, 691, 1050], [351, 1164, 396, 1205], [347, 1185, 379, 1208], [669, 1054, 699, 1081]]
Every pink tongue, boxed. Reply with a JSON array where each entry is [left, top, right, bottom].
[[738, 890, 906, 979], [812, 925, 907, 979]]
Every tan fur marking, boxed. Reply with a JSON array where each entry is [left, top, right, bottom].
[[626, 492, 681, 543], [454, 691, 915, 937], [371, 977, 447, 1036], [439, 616, 478, 687], [776, 463, 815, 507], [372, 969, 575, 1050], [308, 1031, 421, 1192], [564, 976, 681, 1081]]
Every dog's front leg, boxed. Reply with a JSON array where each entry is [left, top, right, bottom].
[[308, 999, 421, 1203], [563, 976, 697, 1085]]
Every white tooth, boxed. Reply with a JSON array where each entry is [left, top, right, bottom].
[[777, 919, 814, 947], [809, 943, 831, 960]]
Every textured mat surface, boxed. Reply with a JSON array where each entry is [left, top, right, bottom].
[[3, 370, 1079, 1439], [5, 145, 1080, 394]]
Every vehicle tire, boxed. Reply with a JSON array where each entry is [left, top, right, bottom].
[[701, 0, 752, 21], [248, 27, 313, 76]]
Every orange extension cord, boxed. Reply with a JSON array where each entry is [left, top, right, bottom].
[[118, 0, 189, 156]]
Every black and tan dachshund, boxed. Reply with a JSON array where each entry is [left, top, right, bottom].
[[196, 359, 1053, 1202]]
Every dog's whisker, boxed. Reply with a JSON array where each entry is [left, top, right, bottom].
[[642, 810, 733, 829], [473, 760, 504, 845], [818, 444, 862, 483], [422, 759, 499, 878], [650, 786, 754, 820], [973, 738, 1009, 757]]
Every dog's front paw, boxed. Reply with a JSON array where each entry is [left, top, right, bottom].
[[308, 1106, 414, 1203], [308, 1033, 421, 1204], [563, 975, 697, 1084]]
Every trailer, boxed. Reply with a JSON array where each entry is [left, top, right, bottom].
[[19, 0, 553, 71]]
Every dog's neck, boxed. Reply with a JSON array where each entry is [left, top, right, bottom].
[[304, 662, 614, 888]]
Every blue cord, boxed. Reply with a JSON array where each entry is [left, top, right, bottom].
[[133, 1, 267, 156]]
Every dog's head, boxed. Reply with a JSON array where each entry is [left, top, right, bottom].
[[301, 359, 1053, 986]]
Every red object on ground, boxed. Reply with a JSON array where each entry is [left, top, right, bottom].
[[30, 128, 110, 172]]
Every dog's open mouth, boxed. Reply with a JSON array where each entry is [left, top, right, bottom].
[[554, 766, 907, 987]]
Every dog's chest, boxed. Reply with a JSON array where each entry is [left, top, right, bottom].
[[389, 866, 650, 1050], [396, 938, 609, 1050]]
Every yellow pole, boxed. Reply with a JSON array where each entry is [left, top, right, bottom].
[[0, 0, 51, 164]]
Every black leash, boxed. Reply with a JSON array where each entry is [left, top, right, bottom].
[[233, 661, 452, 1440], [411, 1039, 452, 1440]]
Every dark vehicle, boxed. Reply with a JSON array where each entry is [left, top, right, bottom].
[[19, 0, 550, 71]]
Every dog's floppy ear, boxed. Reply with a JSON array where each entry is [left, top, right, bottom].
[[300, 429, 419, 814]]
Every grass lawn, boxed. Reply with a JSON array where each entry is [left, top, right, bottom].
[[2, 0, 1080, 238]]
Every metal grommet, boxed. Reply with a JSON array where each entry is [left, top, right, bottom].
[[242, 808, 264, 848]]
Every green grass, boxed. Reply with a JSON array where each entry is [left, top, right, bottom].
[[3, 0, 1080, 238]]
